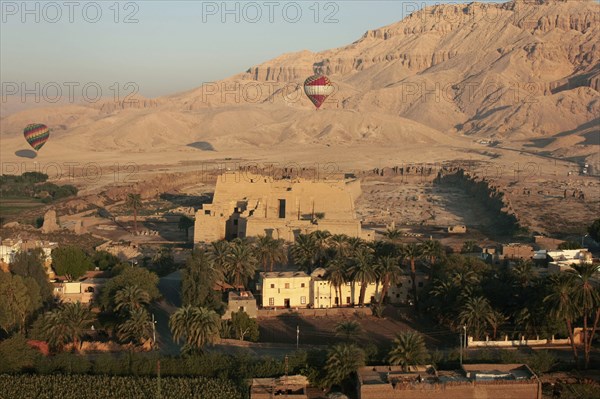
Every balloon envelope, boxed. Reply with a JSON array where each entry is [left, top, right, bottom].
[[304, 75, 334, 109], [23, 123, 50, 151]]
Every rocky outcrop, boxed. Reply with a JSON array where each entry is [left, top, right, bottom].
[[41, 210, 60, 233]]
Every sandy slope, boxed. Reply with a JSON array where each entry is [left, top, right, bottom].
[[1, 0, 598, 171]]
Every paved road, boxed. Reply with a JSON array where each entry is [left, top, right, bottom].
[[152, 271, 182, 355]]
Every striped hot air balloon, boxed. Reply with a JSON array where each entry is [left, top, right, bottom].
[[23, 123, 50, 151], [304, 75, 334, 110]]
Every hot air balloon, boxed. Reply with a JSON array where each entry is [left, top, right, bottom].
[[23, 123, 50, 151], [304, 75, 334, 110]]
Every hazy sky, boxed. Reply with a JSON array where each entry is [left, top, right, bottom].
[[1, 1, 504, 98]]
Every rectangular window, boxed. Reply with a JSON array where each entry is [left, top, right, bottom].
[[285, 283, 290, 289], [269, 298, 274, 306], [346, 296, 351, 304], [270, 284, 275, 289], [301, 283, 305, 288], [233, 219, 238, 225], [301, 296, 306, 304], [278, 199, 286, 219]]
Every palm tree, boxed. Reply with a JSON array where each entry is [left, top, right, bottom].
[[568, 263, 600, 368], [458, 296, 494, 340], [388, 331, 429, 371], [488, 309, 507, 340], [126, 193, 142, 234], [42, 302, 95, 352], [326, 257, 347, 307], [291, 233, 318, 273], [511, 260, 535, 288], [225, 241, 257, 289], [324, 344, 365, 388], [384, 228, 403, 241], [377, 255, 402, 305], [169, 305, 220, 354], [401, 243, 422, 304], [544, 274, 579, 364], [209, 240, 230, 271], [116, 308, 153, 345], [421, 239, 443, 266], [254, 236, 287, 272], [334, 320, 362, 342], [311, 230, 332, 268], [114, 285, 150, 314], [349, 246, 376, 306], [328, 234, 351, 258]]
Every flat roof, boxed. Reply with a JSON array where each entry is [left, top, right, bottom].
[[261, 271, 310, 278]]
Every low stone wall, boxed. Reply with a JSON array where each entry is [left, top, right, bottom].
[[257, 306, 372, 319], [468, 336, 572, 348]]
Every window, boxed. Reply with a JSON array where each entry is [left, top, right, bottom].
[[270, 284, 275, 289], [204, 210, 210, 215], [269, 298, 274, 306], [301, 296, 306, 304], [346, 297, 351, 304], [233, 219, 238, 225], [285, 283, 290, 289], [278, 199, 286, 218], [418, 282, 424, 288], [301, 283, 305, 288]]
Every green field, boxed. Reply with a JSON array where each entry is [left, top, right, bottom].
[[0, 196, 45, 217]]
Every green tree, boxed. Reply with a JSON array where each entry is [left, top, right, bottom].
[[401, 243, 422, 304], [10, 248, 52, 301], [182, 249, 224, 311], [92, 250, 120, 271], [126, 193, 142, 234], [377, 255, 402, 305], [458, 296, 494, 340], [324, 344, 364, 388], [169, 306, 220, 354], [230, 310, 259, 342], [0, 335, 40, 373], [421, 239, 444, 265], [254, 235, 287, 272], [384, 228, 403, 241], [100, 267, 159, 312], [334, 321, 362, 342], [325, 257, 347, 307], [114, 285, 150, 314], [544, 274, 580, 364], [41, 302, 95, 352], [291, 233, 318, 273], [116, 308, 153, 346], [178, 216, 195, 239], [51, 246, 93, 280], [388, 331, 429, 371], [0, 273, 38, 334], [461, 240, 479, 254], [558, 241, 582, 250], [225, 241, 257, 289], [569, 263, 600, 368], [328, 234, 351, 258], [349, 246, 376, 306]]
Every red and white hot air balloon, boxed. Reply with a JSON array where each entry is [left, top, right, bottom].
[[303, 75, 334, 110]]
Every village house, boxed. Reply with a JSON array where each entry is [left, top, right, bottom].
[[223, 291, 258, 320], [257, 268, 428, 309], [501, 243, 534, 260], [53, 272, 107, 304], [533, 248, 594, 273], [250, 375, 309, 399], [0, 238, 57, 278], [193, 172, 374, 243], [357, 364, 541, 399]]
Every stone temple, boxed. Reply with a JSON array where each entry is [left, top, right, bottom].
[[193, 172, 373, 243]]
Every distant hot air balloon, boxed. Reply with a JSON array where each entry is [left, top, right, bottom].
[[304, 75, 334, 110], [23, 123, 50, 151]]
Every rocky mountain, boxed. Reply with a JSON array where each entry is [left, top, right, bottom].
[[1, 0, 598, 164]]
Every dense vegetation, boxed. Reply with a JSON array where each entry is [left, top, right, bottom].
[[0, 374, 241, 399], [0, 172, 78, 203]]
